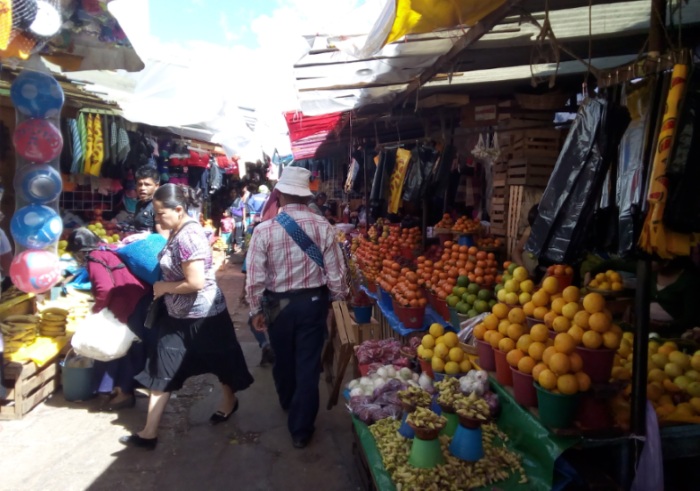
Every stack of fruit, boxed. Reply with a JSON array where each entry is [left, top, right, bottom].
[[495, 264, 534, 307], [0, 314, 39, 353], [417, 323, 473, 376], [434, 213, 454, 230], [38, 307, 69, 337], [533, 332, 592, 395], [545, 264, 575, 288], [587, 269, 624, 293], [476, 236, 503, 249], [611, 332, 634, 382], [452, 216, 481, 234], [390, 270, 428, 309], [353, 236, 382, 286], [473, 303, 515, 350], [446, 278, 496, 318], [87, 221, 122, 244]]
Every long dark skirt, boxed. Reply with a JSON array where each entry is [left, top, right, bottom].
[[135, 309, 253, 393]]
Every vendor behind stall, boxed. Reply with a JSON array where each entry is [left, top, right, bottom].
[[133, 166, 167, 237]]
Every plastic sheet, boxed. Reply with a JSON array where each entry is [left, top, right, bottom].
[[631, 402, 664, 491], [664, 65, 700, 233], [526, 98, 610, 264]]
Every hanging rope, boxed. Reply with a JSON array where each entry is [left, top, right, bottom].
[[529, 0, 560, 88]]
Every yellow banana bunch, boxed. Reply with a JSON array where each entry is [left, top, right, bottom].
[[1, 314, 39, 353]]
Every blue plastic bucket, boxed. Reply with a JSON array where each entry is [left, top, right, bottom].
[[458, 234, 475, 247], [60, 350, 95, 402], [352, 305, 372, 324]]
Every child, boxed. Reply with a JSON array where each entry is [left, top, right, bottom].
[[219, 210, 235, 254]]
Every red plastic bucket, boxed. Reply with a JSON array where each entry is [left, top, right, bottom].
[[366, 280, 377, 294], [419, 358, 434, 379], [493, 348, 513, 386], [575, 392, 613, 430], [553, 274, 573, 292], [475, 339, 495, 371], [510, 367, 538, 407], [393, 300, 426, 329], [575, 346, 615, 384], [429, 293, 451, 322]]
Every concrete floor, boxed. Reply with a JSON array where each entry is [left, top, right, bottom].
[[0, 257, 362, 491]]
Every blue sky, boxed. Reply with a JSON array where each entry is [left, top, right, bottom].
[[149, 0, 279, 49]]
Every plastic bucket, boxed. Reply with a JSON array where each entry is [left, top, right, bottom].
[[575, 346, 615, 384], [575, 392, 613, 430], [428, 293, 450, 322], [60, 350, 95, 402], [352, 305, 373, 324], [366, 280, 377, 294], [393, 301, 426, 329], [419, 358, 434, 379], [458, 234, 475, 247], [475, 339, 495, 371], [511, 367, 538, 407], [553, 274, 573, 292], [535, 383, 579, 429], [493, 349, 513, 386]]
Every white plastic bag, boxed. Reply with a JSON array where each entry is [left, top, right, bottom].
[[71, 309, 137, 362]]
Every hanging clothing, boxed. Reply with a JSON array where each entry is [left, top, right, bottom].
[[88, 114, 104, 176], [82, 113, 92, 174], [69, 119, 83, 174]]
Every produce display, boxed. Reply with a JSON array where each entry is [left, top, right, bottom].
[[419, 242, 500, 296], [38, 307, 68, 337], [1, 314, 39, 354], [451, 216, 481, 234], [417, 323, 472, 375], [370, 419, 527, 490], [476, 236, 503, 249], [445, 278, 495, 317], [354, 339, 412, 372], [406, 406, 447, 431], [587, 269, 625, 292], [453, 392, 491, 422], [398, 387, 433, 408]]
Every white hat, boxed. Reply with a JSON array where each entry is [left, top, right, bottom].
[[258, 185, 270, 194], [275, 167, 312, 197]]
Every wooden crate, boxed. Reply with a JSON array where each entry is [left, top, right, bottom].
[[0, 293, 36, 319], [350, 312, 381, 345], [507, 158, 555, 187], [512, 129, 563, 160], [1, 357, 59, 420], [322, 301, 357, 409]]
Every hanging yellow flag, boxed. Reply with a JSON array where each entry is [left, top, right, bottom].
[[639, 64, 692, 258], [386, 0, 507, 45], [388, 148, 412, 214]]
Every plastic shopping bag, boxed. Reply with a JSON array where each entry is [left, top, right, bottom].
[[71, 308, 137, 361]]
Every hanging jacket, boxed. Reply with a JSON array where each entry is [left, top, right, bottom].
[[208, 157, 223, 193]]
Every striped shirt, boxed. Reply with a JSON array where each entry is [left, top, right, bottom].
[[245, 203, 348, 313]]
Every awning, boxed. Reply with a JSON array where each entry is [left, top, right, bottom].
[[284, 111, 347, 160]]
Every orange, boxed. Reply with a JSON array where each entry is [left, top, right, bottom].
[[489, 331, 504, 349], [483, 314, 499, 330], [483, 329, 494, 344], [573, 310, 591, 329], [567, 325, 585, 344], [543, 311, 558, 328], [516, 334, 533, 353], [583, 292, 605, 314], [506, 348, 525, 367], [523, 301, 536, 317], [498, 337, 516, 353], [542, 276, 560, 295], [473, 323, 487, 340], [562, 286, 581, 303], [582, 330, 603, 349], [532, 362, 548, 381], [569, 352, 583, 372], [542, 346, 558, 365], [557, 373, 579, 395], [549, 352, 572, 375], [507, 323, 525, 341], [498, 319, 511, 336], [518, 356, 537, 374], [561, 302, 580, 320], [492, 303, 509, 320], [589, 312, 611, 333], [552, 315, 571, 333], [554, 333, 576, 354], [575, 372, 591, 392], [528, 341, 546, 361], [532, 290, 550, 307], [530, 323, 549, 342], [508, 307, 526, 325], [538, 368, 557, 390], [551, 297, 567, 315], [533, 306, 548, 320], [602, 331, 621, 350]]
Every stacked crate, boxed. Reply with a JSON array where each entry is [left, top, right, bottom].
[[490, 132, 512, 237], [507, 128, 563, 187]]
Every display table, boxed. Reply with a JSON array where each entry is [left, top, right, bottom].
[[361, 285, 453, 338]]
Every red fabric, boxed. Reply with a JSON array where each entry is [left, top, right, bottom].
[[186, 150, 209, 168], [284, 111, 347, 160], [216, 155, 240, 175], [86, 250, 151, 324], [261, 188, 281, 222]]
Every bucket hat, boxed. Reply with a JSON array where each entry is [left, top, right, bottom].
[[275, 167, 312, 197]]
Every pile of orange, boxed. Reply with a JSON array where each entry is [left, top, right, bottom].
[[476, 236, 503, 249], [495, 264, 533, 306], [452, 216, 481, 234], [417, 242, 501, 298], [545, 264, 575, 277], [434, 213, 454, 229], [533, 332, 592, 395], [353, 236, 382, 284], [588, 270, 624, 292], [391, 270, 428, 309]]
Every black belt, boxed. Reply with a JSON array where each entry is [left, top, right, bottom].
[[264, 286, 327, 301]]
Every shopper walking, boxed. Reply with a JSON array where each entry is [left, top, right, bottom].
[[246, 167, 348, 449], [122, 184, 253, 450]]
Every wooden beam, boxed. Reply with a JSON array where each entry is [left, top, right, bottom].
[[390, 0, 523, 110]]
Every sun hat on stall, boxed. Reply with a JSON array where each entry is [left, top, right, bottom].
[[274, 167, 312, 197]]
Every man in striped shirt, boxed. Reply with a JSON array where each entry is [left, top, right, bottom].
[[246, 167, 348, 449]]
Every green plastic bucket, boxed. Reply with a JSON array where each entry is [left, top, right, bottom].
[[61, 349, 95, 402], [535, 383, 579, 429]]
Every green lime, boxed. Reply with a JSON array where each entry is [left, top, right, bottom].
[[457, 275, 469, 288], [446, 295, 460, 307], [474, 300, 489, 314], [456, 302, 469, 315], [466, 294, 477, 305], [467, 283, 480, 295], [477, 289, 492, 301], [468, 309, 479, 318], [508, 263, 518, 274]]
